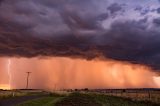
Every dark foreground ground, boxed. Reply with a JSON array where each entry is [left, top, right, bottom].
[[0, 89, 160, 106], [0, 95, 47, 106]]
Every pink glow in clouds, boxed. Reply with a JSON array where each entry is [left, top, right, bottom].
[[0, 57, 159, 90]]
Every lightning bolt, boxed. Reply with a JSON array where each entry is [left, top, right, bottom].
[[7, 59, 11, 89]]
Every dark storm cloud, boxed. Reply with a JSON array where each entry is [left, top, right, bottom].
[[107, 3, 123, 14], [0, 0, 160, 71], [157, 8, 160, 13], [153, 18, 160, 26], [134, 5, 158, 16], [100, 20, 160, 70], [134, 6, 143, 11], [140, 7, 151, 15]]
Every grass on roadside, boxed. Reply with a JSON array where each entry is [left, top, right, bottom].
[[16, 97, 62, 106], [14, 92, 160, 106], [16, 93, 64, 106], [0, 91, 48, 100], [55, 92, 160, 106]]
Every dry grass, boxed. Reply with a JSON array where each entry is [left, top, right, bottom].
[[105, 91, 160, 103]]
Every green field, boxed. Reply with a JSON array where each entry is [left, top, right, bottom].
[[16, 92, 160, 106]]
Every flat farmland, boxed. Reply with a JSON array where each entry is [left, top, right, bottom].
[[0, 89, 159, 106]]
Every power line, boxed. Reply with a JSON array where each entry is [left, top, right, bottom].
[[26, 72, 31, 89]]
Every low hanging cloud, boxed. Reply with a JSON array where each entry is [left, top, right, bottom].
[[153, 18, 160, 26], [157, 8, 160, 13], [107, 3, 124, 15], [0, 0, 160, 71]]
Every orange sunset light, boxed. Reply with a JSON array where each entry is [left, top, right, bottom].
[[0, 84, 10, 90]]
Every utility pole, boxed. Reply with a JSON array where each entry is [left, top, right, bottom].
[[26, 72, 31, 89]]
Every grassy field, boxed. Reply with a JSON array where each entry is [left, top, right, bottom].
[[0, 91, 27, 99], [1, 90, 159, 106], [16, 97, 62, 106], [16, 92, 160, 106], [0, 90, 47, 100], [105, 92, 160, 104], [16, 93, 64, 106]]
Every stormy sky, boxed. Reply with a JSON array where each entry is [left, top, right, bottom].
[[0, 0, 160, 71]]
